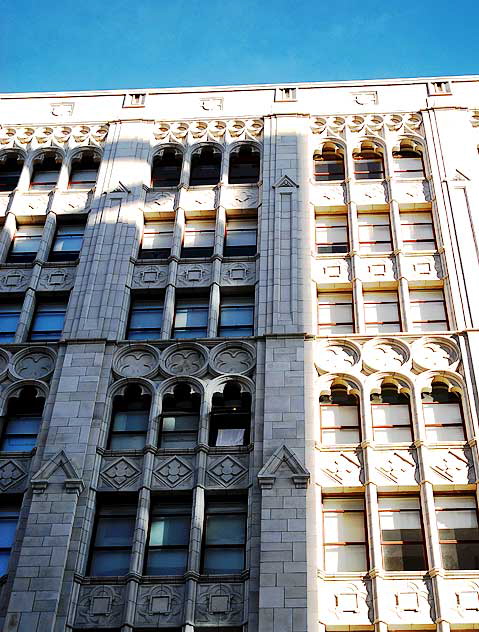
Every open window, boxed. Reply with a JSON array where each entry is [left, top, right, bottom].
[[209, 381, 251, 447], [160, 383, 200, 449], [313, 144, 345, 182], [1, 386, 45, 452], [393, 141, 425, 179], [0, 152, 24, 192], [189, 146, 221, 186], [353, 142, 385, 180], [151, 147, 183, 187], [422, 380, 465, 442], [371, 381, 412, 443], [69, 150, 100, 189], [30, 151, 62, 190], [108, 384, 151, 450], [320, 382, 360, 445], [228, 144, 260, 184]]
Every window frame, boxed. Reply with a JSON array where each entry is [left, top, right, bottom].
[[6, 224, 44, 264], [228, 144, 260, 184], [224, 217, 257, 257], [435, 495, 479, 570], [68, 152, 100, 190], [378, 496, 427, 571], [313, 151, 345, 182], [409, 288, 448, 332], [319, 387, 360, 445], [0, 499, 21, 577], [201, 496, 247, 575], [392, 151, 425, 180], [315, 214, 349, 254], [358, 212, 393, 253], [0, 299, 22, 343], [363, 290, 401, 334], [400, 210, 437, 252], [353, 152, 385, 180], [151, 147, 183, 188], [126, 294, 164, 340], [218, 295, 254, 338], [317, 291, 354, 334], [173, 296, 209, 339], [0, 152, 24, 192], [29, 154, 62, 191], [422, 383, 466, 442], [181, 219, 216, 258], [29, 296, 68, 342], [48, 221, 86, 262], [107, 387, 151, 451], [189, 146, 222, 187], [322, 496, 368, 573], [139, 220, 174, 260]]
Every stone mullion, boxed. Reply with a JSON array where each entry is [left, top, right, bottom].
[[124, 487, 150, 628], [184, 484, 205, 627], [15, 287, 35, 342], [214, 204, 226, 258], [161, 283, 176, 340], [36, 211, 57, 262], [0, 211, 16, 261], [208, 273, 220, 338], [171, 206, 185, 259], [348, 197, 364, 334]]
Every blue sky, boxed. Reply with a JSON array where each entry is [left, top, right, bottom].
[[1, 0, 478, 93]]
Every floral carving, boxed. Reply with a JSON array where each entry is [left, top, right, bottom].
[[0, 349, 10, 377], [0, 124, 108, 151], [161, 345, 207, 376], [195, 583, 244, 625], [362, 338, 410, 372], [208, 456, 247, 487], [154, 456, 193, 488], [153, 118, 263, 143], [75, 584, 124, 626], [11, 348, 56, 380], [376, 451, 416, 484], [316, 341, 360, 373], [0, 460, 26, 491], [136, 584, 184, 626], [210, 343, 255, 375], [113, 346, 159, 378], [100, 458, 141, 489], [430, 449, 472, 484], [412, 337, 459, 371]]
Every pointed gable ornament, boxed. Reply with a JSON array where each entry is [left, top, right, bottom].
[[257, 445, 310, 489], [273, 174, 299, 189], [31, 450, 84, 495]]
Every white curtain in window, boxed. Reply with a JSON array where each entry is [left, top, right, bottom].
[[216, 428, 245, 446]]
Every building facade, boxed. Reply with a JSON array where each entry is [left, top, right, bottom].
[[0, 76, 478, 632]]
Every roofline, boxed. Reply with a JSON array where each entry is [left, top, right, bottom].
[[1, 74, 478, 99]]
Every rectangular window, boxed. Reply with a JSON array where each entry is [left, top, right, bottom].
[[364, 291, 401, 334], [173, 297, 209, 339], [88, 499, 136, 576], [145, 499, 191, 575], [379, 497, 426, 571], [224, 218, 257, 257], [160, 410, 199, 449], [0, 300, 22, 343], [409, 289, 448, 332], [393, 157, 424, 179], [315, 215, 348, 254], [127, 295, 164, 340], [0, 501, 20, 576], [7, 225, 43, 263], [323, 497, 367, 572], [435, 496, 479, 570], [1, 409, 42, 452], [318, 291, 354, 334], [354, 158, 384, 180], [202, 497, 247, 574], [358, 213, 392, 253], [219, 295, 254, 337], [181, 220, 215, 258], [140, 221, 174, 260], [29, 298, 68, 341], [423, 401, 465, 442], [400, 212, 436, 252], [320, 402, 360, 445], [49, 223, 85, 262], [372, 404, 412, 443]]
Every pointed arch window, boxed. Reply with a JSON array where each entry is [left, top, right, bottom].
[[371, 381, 412, 443], [1, 386, 45, 452], [228, 144, 260, 184], [189, 146, 221, 186], [151, 147, 183, 188], [314, 146, 345, 182], [422, 380, 466, 442], [0, 152, 24, 192], [160, 384, 200, 449], [209, 381, 251, 447], [108, 384, 151, 450], [353, 146, 385, 180], [69, 151, 100, 189], [320, 383, 360, 445], [30, 152, 62, 190]]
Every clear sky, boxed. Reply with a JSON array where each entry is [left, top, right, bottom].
[[1, 0, 478, 93]]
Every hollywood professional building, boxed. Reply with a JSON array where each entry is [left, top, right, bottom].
[[0, 75, 479, 632]]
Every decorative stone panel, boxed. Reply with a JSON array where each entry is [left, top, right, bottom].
[[442, 579, 479, 624], [319, 579, 373, 625], [0, 123, 108, 150], [145, 190, 177, 212], [160, 343, 208, 377], [359, 256, 396, 282], [206, 453, 249, 488], [113, 344, 160, 378], [135, 583, 185, 627], [53, 191, 91, 213], [0, 457, 30, 492], [132, 265, 168, 289], [381, 578, 435, 624], [195, 582, 244, 626], [38, 267, 76, 290], [209, 341, 256, 375], [394, 180, 432, 205], [317, 450, 362, 488], [222, 186, 259, 209], [315, 339, 361, 373], [428, 447, 474, 485], [181, 188, 217, 211], [411, 336, 460, 371], [313, 257, 351, 284], [152, 454, 195, 489], [75, 583, 126, 628], [0, 268, 31, 292], [373, 449, 418, 487], [98, 456, 143, 491], [15, 193, 50, 215], [362, 338, 410, 373], [403, 254, 443, 281], [311, 184, 347, 207], [176, 263, 212, 287], [351, 181, 388, 206], [10, 347, 56, 380], [221, 262, 256, 286]]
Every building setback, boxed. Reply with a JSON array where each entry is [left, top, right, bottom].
[[0, 76, 479, 632]]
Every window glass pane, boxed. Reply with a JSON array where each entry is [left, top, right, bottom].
[[372, 404, 410, 426], [0, 304, 21, 341], [0, 519, 19, 548], [322, 428, 360, 444], [374, 426, 412, 442], [441, 542, 479, 570], [203, 548, 244, 574], [423, 403, 463, 427], [150, 516, 190, 546], [90, 550, 131, 576], [321, 406, 359, 429], [52, 225, 84, 254], [112, 411, 148, 432], [95, 517, 135, 547], [324, 545, 367, 572], [184, 222, 216, 248], [324, 511, 365, 541], [146, 549, 188, 575], [382, 543, 425, 571], [142, 222, 175, 249], [205, 515, 245, 545], [30, 302, 66, 341]]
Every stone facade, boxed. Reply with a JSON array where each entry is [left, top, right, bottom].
[[0, 75, 478, 632]]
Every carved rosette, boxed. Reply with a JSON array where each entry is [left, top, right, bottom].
[[153, 455, 194, 489], [0, 269, 31, 292], [135, 583, 185, 626], [38, 268, 75, 290], [209, 341, 256, 375], [161, 343, 208, 377], [0, 459, 27, 491], [99, 456, 142, 490], [75, 584, 125, 627], [113, 344, 160, 378], [315, 339, 361, 374], [362, 338, 410, 373], [195, 583, 244, 625], [411, 337, 460, 372], [373, 449, 418, 486], [206, 454, 249, 488], [10, 347, 56, 381], [428, 448, 473, 485], [318, 451, 362, 487]]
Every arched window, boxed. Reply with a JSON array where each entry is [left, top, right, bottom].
[[209, 381, 251, 447], [160, 383, 201, 449], [69, 151, 101, 189], [320, 382, 359, 444], [371, 381, 412, 443], [228, 144, 260, 184], [189, 146, 221, 186], [313, 145, 345, 182], [422, 380, 465, 442], [30, 152, 62, 190], [108, 384, 151, 450], [393, 142, 425, 179], [151, 147, 183, 187], [353, 144, 385, 180], [0, 152, 24, 192], [1, 386, 45, 452]]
